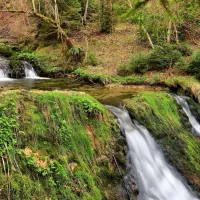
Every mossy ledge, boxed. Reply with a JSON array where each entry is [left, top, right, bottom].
[[123, 92, 200, 195], [74, 68, 200, 103], [0, 90, 126, 200]]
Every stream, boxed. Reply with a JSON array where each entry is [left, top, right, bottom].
[[0, 58, 200, 199], [0, 78, 165, 106], [107, 106, 198, 200]]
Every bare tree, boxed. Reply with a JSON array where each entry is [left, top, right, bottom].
[[83, 0, 89, 25], [32, 0, 36, 12], [125, 0, 132, 8]]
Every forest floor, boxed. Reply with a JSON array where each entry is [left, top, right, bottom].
[[75, 23, 150, 75], [31, 23, 150, 75], [0, 9, 199, 78]]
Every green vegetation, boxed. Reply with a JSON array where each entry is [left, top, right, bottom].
[[125, 1, 200, 46], [73, 68, 116, 85], [0, 90, 123, 200], [100, 0, 113, 33], [85, 52, 100, 66], [187, 50, 200, 79], [119, 44, 189, 75], [9, 59, 25, 78], [1, 0, 200, 199], [123, 92, 200, 191], [0, 44, 13, 57]]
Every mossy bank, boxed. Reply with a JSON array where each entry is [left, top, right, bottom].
[[123, 92, 200, 195], [0, 90, 126, 200]]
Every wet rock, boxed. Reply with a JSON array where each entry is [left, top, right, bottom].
[[9, 59, 25, 78]]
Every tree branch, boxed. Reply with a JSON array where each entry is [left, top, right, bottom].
[[0, 10, 26, 13]]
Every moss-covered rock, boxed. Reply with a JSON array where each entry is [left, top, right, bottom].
[[9, 59, 25, 78], [123, 92, 200, 194], [0, 44, 13, 57], [186, 97, 200, 123], [0, 90, 124, 200]]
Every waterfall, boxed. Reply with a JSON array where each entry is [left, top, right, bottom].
[[175, 96, 200, 136], [23, 61, 39, 79], [106, 106, 198, 200], [0, 56, 11, 81]]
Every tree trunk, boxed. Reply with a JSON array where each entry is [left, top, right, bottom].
[[142, 25, 155, 49], [167, 20, 172, 43], [83, 0, 89, 25], [126, 0, 132, 8], [32, 0, 36, 12], [173, 23, 179, 45], [54, 0, 59, 22]]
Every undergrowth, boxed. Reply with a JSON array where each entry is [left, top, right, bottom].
[[119, 44, 188, 75]]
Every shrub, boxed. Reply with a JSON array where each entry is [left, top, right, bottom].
[[175, 43, 193, 56], [187, 50, 200, 78], [0, 44, 13, 57], [162, 43, 192, 56], [119, 44, 183, 75], [85, 52, 99, 66], [9, 59, 25, 78], [118, 54, 149, 75], [174, 58, 188, 73], [68, 47, 85, 63], [148, 45, 182, 70], [13, 52, 40, 63], [128, 54, 149, 74]]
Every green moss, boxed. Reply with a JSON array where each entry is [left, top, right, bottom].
[[73, 68, 116, 85], [0, 94, 19, 155], [0, 90, 121, 199], [124, 91, 200, 191], [73, 68, 148, 85], [0, 44, 13, 57]]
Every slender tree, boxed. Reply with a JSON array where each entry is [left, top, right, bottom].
[[82, 0, 89, 25], [100, 0, 113, 33]]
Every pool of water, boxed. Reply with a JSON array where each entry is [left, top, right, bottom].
[[0, 78, 167, 105]]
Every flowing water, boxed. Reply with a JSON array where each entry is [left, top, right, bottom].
[[175, 96, 200, 136], [24, 61, 39, 79], [23, 61, 48, 79], [106, 106, 198, 200], [0, 56, 12, 81]]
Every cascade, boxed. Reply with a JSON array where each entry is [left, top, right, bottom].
[[23, 61, 39, 79], [106, 105, 198, 200], [175, 96, 200, 136], [0, 56, 11, 81]]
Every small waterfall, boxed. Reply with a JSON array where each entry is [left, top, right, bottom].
[[0, 56, 11, 81], [23, 61, 39, 79], [175, 96, 200, 136], [106, 106, 198, 200]]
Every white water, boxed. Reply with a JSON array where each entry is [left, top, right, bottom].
[[106, 106, 198, 200], [23, 61, 49, 79], [24, 61, 40, 79], [175, 96, 200, 136], [0, 56, 12, 81]]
